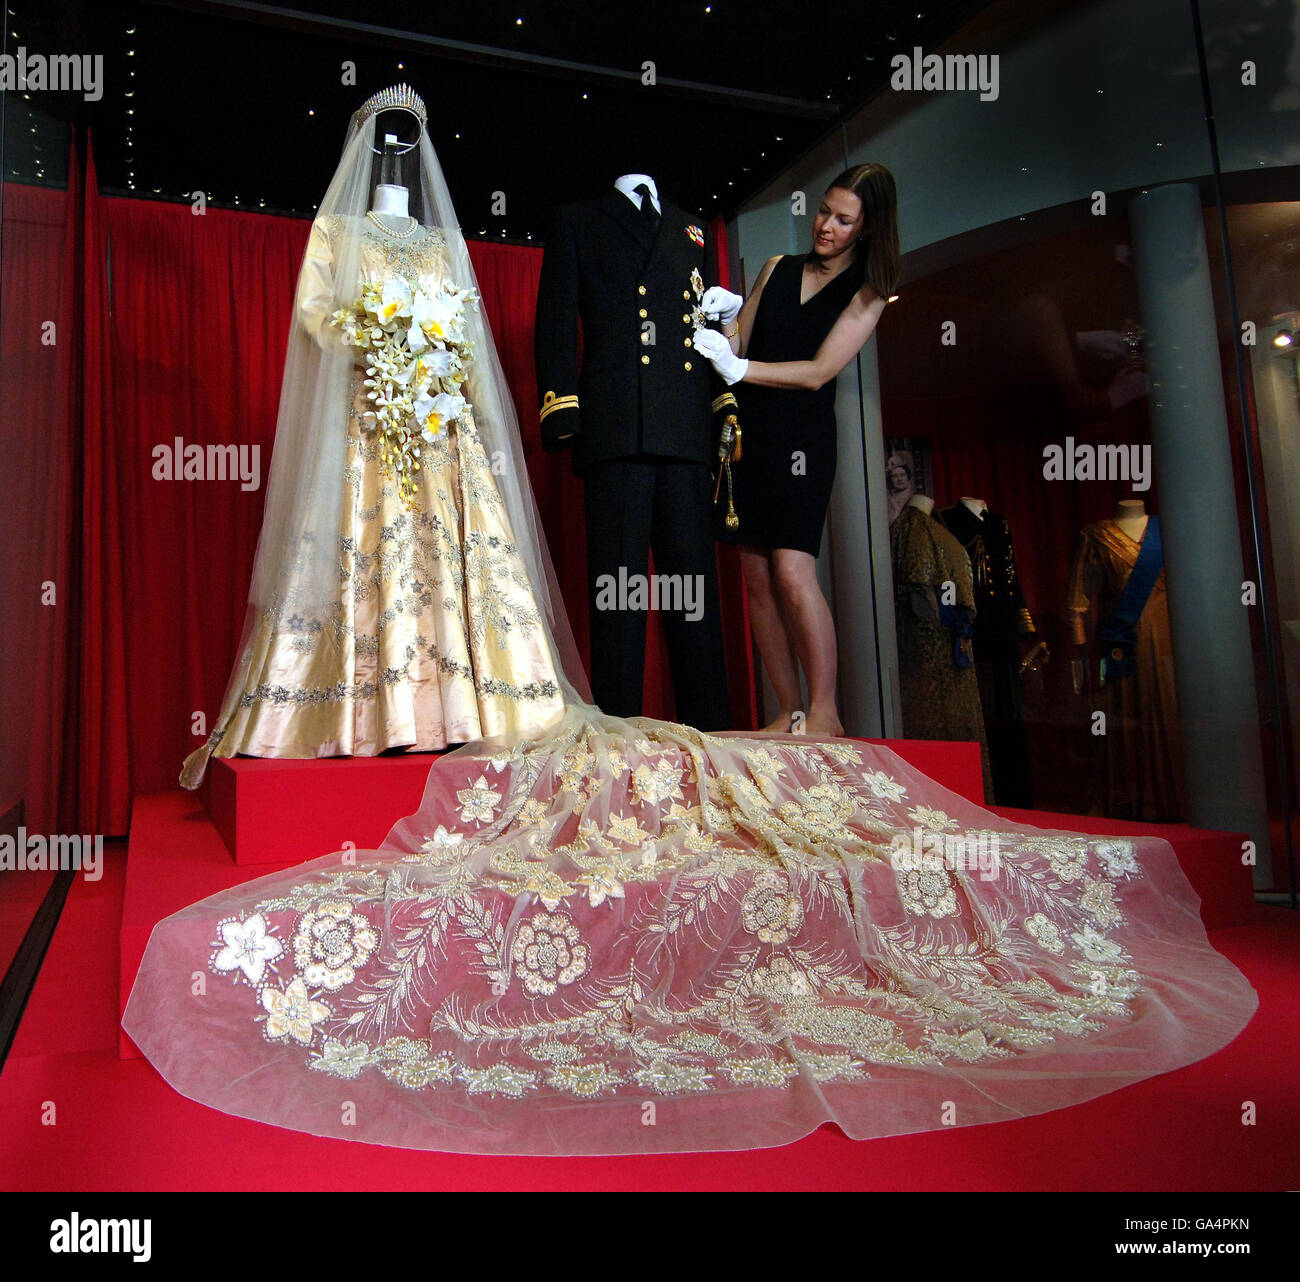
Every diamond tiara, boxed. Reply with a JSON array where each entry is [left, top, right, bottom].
[[356, 83, 427, 128]]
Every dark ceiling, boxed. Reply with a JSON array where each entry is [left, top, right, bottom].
[[7, 0, 991, 240]]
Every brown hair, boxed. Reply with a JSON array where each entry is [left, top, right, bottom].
[[811, 162, 901, 302]]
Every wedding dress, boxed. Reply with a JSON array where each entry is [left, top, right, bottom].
[[179, 99, 566, 789], [123, 86, 1257, 1157]]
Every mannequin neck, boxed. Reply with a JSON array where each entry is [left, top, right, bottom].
[[1114, 497, 1149, 538], [907, 493, 935, 516], [614, 173, 658, 207], [371, 184, 410, 219]]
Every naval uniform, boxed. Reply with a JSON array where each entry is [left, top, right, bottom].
[[535, 185, 734, 728]]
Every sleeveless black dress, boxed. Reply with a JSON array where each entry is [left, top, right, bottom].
[[715, 253, 861, 555]]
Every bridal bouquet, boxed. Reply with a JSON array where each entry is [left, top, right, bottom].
[[328, 277, 479, 507]]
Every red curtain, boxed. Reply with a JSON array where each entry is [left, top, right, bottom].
[[78, 141, 131, 835], [1, 173, 79, 835], [36, 150, 757, 831]]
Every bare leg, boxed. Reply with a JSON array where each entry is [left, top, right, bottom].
[[738, 545, 803, 731], [772, 548, 843, 736]]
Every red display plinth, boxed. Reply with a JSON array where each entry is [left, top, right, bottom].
[[201, 752, 443, 865]]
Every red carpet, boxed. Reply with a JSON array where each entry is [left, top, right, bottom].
[[3, 768, 1298, 1189]]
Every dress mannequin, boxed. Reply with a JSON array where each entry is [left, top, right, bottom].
[[1113, 496, 1149, 543], [892, 494, 993, 798], [1066, 494, 1185, 819]]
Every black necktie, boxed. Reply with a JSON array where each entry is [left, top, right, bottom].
[[635, 182, 660, 231]]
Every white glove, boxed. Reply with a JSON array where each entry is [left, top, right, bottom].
[[692, 327, 749, 386], [700, 285, 744, 324]]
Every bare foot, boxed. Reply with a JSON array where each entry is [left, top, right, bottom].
[[762, 710, 795, 732], [803, 705, 844, 737]]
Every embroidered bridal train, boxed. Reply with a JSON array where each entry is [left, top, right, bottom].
[[123, 705, 1256, 1155]]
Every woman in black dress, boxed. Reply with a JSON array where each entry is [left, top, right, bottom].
[[693, 163, 900, 736]]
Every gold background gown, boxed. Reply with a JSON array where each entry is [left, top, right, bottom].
[[1066, 518, 1186, 821]]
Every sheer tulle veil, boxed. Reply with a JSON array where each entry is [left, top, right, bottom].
[[135, 87, 1258, 1158]]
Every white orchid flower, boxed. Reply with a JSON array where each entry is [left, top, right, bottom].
[[409, 347, 456, 394], [371, 277, 413, 328], [414, 390, 466, 442], [412, 290, 459, 348]]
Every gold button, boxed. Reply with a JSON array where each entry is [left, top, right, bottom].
[[682, 314, 690, 323], [641, 332, 650, 344], [639, 308, 648, 318], [683, 290, 690, 299], [684, 361, 693, 371], [684, 337, 692, 346], [642, 354, 650, 365], [637, 285, 647, 295]]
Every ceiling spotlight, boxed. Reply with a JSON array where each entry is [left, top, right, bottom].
[[1272, 329, 1293, 348]]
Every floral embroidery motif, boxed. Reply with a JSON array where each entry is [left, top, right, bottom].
[[292, 900, 379, 991], [211, 914, 283, 985], [741, 871, 804, 943], [512, 911, 591, 995], [900, 864, 960, 919], [262, 977, 330, 1044]]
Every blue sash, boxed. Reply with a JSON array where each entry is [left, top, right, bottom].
[[937, 601, 975, 669], [1098, 516, 1161, 682]]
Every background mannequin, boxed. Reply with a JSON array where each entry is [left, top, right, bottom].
[[892, 492, 993, 799], [1066, 494, 1186, 819], [934, 495, 1038, 805]]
